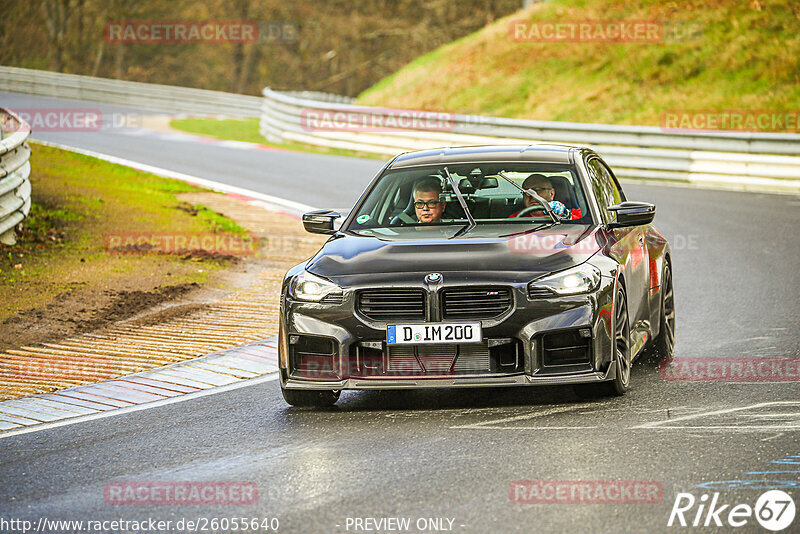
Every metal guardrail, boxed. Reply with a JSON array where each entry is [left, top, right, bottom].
[[261, 88, 800, 193], [0, 66, 797, 192], [0, 66, 262, 117], [0, 108, 32, 245]]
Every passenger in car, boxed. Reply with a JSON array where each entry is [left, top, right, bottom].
[[509, 174, 568, 218], [413, 177, 447, 223]]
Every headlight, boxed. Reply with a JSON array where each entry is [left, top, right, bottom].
[[529, 264, 601, 296], [289, 271, 342, 302]]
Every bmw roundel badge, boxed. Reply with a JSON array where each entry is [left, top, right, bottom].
[[425, 272, 443, 284]]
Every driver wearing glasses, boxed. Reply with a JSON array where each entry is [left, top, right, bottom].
[[509, 174, 568, 218], [413, 177, 447, 223]]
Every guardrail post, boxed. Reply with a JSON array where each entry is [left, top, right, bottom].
[[0, 109, 33, 246], [260, 88, 284, 144]]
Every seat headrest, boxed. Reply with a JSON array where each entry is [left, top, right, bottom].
[[547, 175, 578, 209]]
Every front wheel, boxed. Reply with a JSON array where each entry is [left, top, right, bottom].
[[281, 387, 340, 407], [574, 285, 631, 398]]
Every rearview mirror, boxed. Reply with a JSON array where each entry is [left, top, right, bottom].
[[457, 178, 476, 194], [302, 209, 341, 234], [607, 201, 655, 228], [479, 177, 498, 189]]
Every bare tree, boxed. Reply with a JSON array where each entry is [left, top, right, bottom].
[[40, 0, 78, 72], [229, 0, 251, 93], [12, 0, 523, 96]]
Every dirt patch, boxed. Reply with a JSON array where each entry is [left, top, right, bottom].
[[87, 283, 202, 328], [0, 282, 201, 352]]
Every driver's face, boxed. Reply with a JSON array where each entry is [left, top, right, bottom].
[[524, 184, 555, 206], [414, 191, 445, 223]]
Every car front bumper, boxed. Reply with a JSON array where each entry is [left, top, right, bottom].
[[282, 362, 616, 390], [279, 270, 617, 391]]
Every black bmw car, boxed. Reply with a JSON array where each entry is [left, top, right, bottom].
[[278, 144, 675, 406]]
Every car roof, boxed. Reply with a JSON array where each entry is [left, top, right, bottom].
[[387, 144, 584, 169]]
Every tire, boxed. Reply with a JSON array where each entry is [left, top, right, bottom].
[[649, 262, 676, 362], [281, 387, 340, 407], [573, 285, 631, 398]]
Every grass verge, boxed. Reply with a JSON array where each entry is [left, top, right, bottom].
[[357, 0, 800, 127], [0, 143, 247, 342]]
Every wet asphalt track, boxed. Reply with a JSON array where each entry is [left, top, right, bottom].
[[2, 92, 800, 534]]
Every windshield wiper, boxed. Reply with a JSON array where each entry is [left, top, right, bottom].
[[443, 166, 476, 238], [499, 221, 559, 239], [497, 170, 559, 224]]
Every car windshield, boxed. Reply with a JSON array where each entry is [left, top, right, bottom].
[[345, 162, 592, 237]]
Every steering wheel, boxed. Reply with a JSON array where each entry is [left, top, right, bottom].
[[515, 205, 549, 218], [389, 211, 416, 226]]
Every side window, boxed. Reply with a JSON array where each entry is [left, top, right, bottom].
[[588, 158, 622, 224], [597, 160, 624, 204]]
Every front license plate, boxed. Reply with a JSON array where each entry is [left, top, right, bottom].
[[387, 323, 482, 345]]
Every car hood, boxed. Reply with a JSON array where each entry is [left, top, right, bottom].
[[306, 224, 602, 285]]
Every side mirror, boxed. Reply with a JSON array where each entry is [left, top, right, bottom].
[[302, 209, 341, 234], [607, 201, 655, 228]]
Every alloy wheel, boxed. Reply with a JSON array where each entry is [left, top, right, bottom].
[[662, 265, 675, 355], [615, 288, 631, 388]]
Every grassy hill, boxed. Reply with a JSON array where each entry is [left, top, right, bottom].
[[357, 0, 800, 127]]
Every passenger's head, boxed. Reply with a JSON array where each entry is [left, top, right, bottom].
[[521, 173, 555, 206], [413, 177, 445, 223]]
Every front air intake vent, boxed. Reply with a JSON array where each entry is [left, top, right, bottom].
[[289, 335, 339, 380], [442, 287, 512, 319], [541, 329, 592, 366], [320, 292, 344, 305], [357, 289, 425, 321], [528, 286, 555, 298]]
